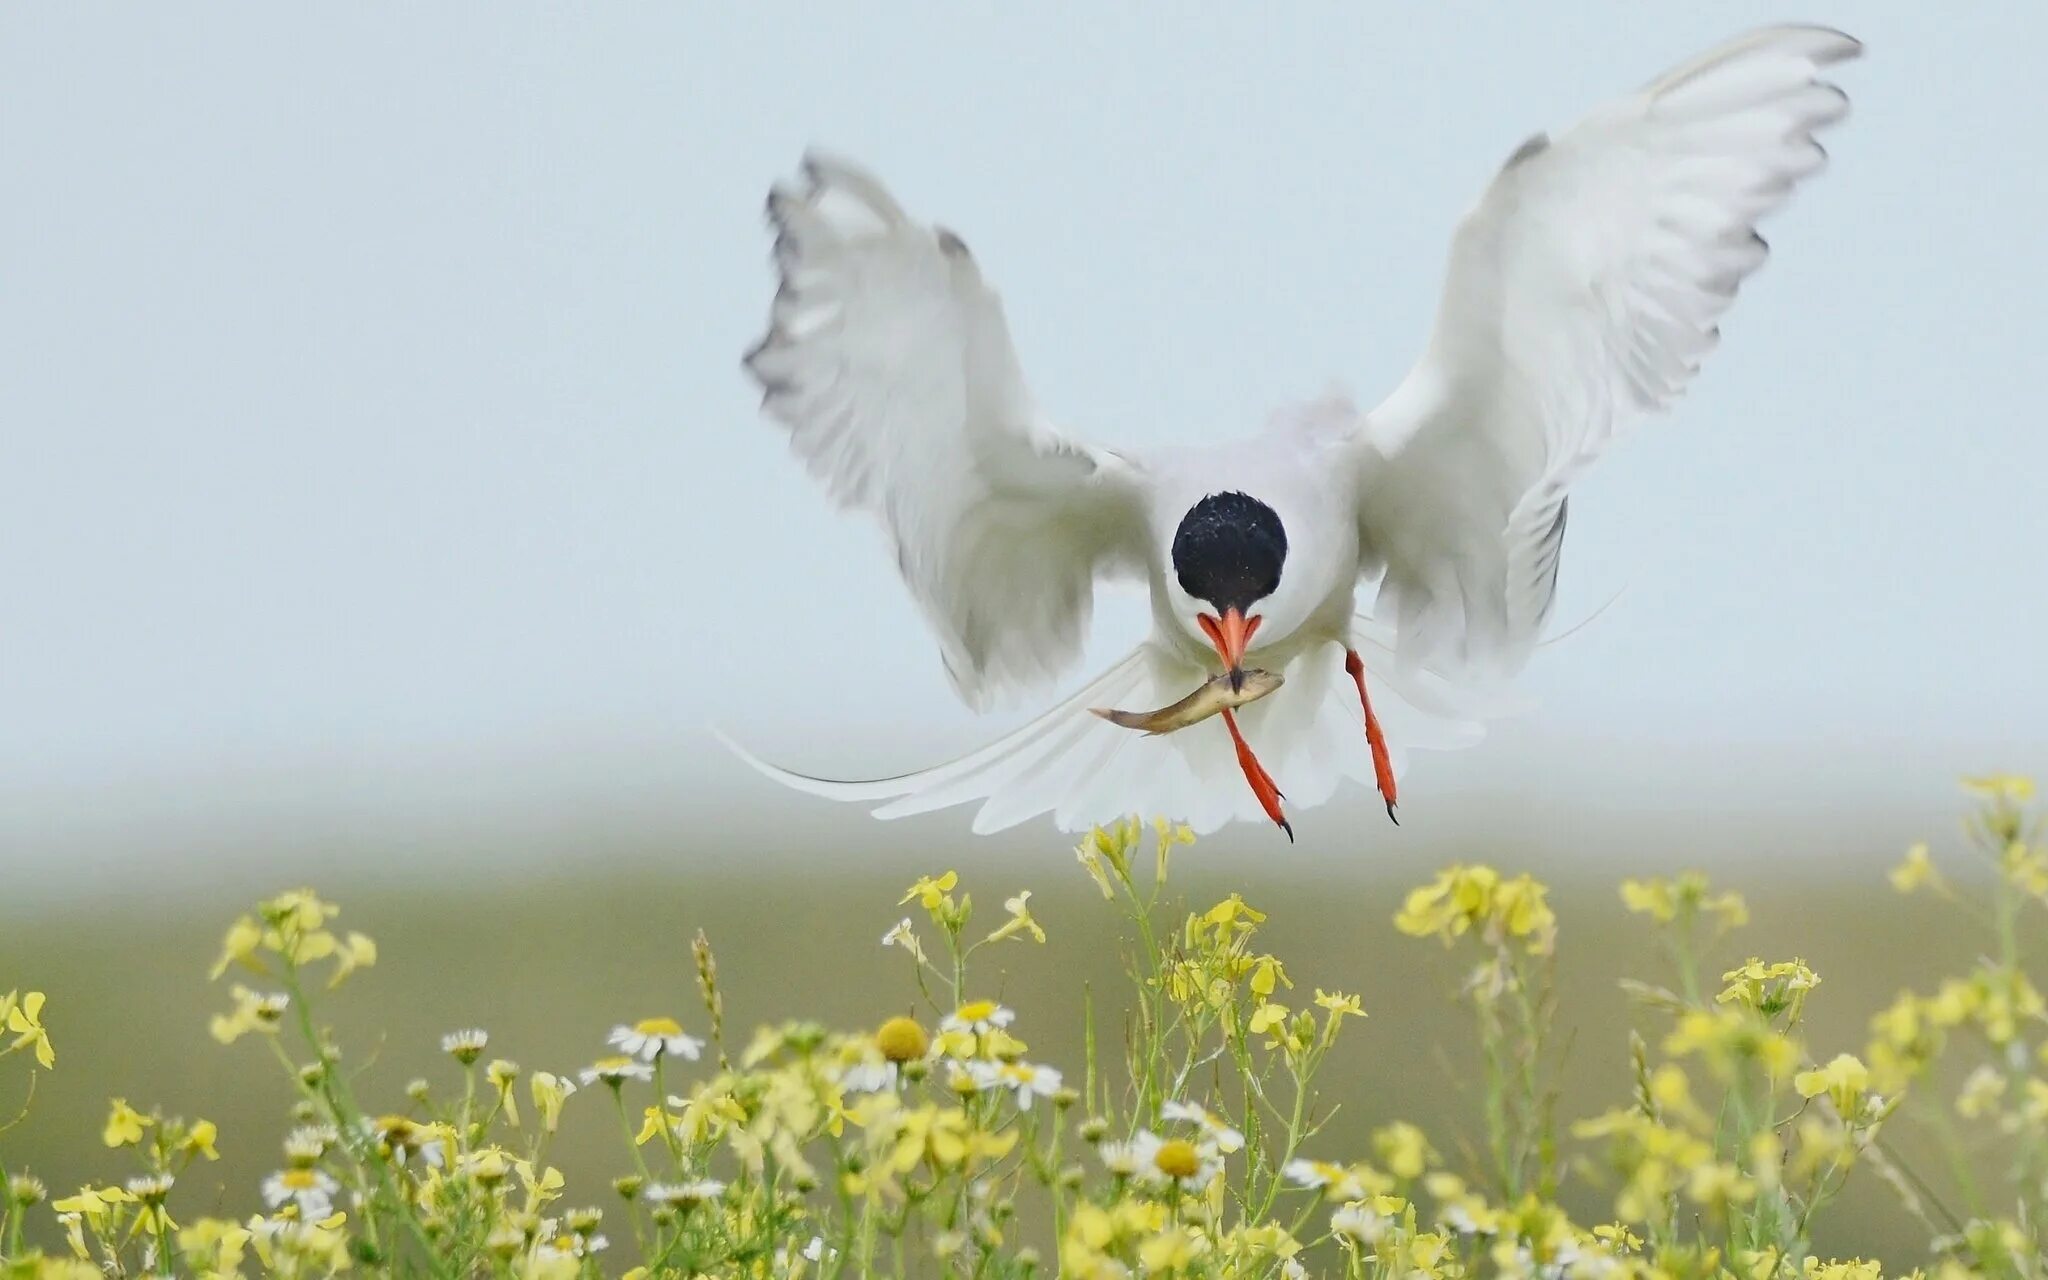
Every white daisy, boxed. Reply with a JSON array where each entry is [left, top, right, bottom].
[[608, 1017, 705, 1063], [1442, 1200, 1487, 1234], [440, 1028, 489, 1063], [363, 1115, 429, 1164], [1331, 1200, 1393, 1245], [579, 1056, 655, 1087], [1282, 1157, 1364, 1200], [967, 1059, 1064, 1107], [940, 1000, 1015, 1035], [1098, 1131, 1155, 1178], [1160, 1099, 1245, 1153], [125, 1173, 175, 1203], [838, 1058, 900, 1094], [284, 1125, 337, 1162], [644, 1179, 726, 1209], [1138, 1132, 1222, 1192], [262, 1168, 339, 1219]]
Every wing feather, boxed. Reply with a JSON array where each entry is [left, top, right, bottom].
[[1359, 26, 1859, 680], [746, 151, 1145, 706]]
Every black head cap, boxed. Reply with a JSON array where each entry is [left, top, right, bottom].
[[1171, 491, 1287, 614]]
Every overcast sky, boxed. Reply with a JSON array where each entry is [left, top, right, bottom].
[[4, 5, 2044, 892]]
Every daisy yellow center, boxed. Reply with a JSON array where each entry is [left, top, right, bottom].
[[593, 1056, 636, 1074], [634, 1017, 683, 1037], [375, 1115, 418, 1141], [1154, 1139, 1201, 1179], [281, 1169, 321, 1191], [875, 1016, 929, 1063], [955, 1000, 998, 1023]]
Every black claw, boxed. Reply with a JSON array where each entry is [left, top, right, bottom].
[[1384, 799, 1400, 826], [1278, 818, 1294, 843]]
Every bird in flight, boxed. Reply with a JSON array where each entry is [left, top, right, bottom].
[[725, 26, 1859, 838]]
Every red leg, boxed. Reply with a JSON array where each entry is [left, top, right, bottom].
[[1344, 649, 1399, 824], [1220, 707, 1291, 841]]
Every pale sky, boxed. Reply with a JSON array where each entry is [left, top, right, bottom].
[[4, 5, 2044, 894]]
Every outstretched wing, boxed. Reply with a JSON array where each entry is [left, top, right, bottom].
[[746, 152, 1146, 708], [1357, 26, 1859, 681]]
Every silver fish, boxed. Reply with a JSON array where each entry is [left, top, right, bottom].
[[1090, 668, 1285, 736]]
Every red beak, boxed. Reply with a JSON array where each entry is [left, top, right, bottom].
[[1196, 607, 1262, 690]]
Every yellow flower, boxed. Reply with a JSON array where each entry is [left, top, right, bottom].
[[529, 1071, 577, 1132], [181, 1118, 220, 1160], [1889, 842, 1939, 893], [1717, 958, 1821, 1016], [1151, 816, 1195, 881], [1621, 873, 1746, 931], [900, 870, 958, 911], [1077, 819, 1142, 894], [2002, 841, 2048, 899], [328, 931, 378, 988], [876, 1016, 929, 1063], [924, 1108, 1019, 1169], [1664, 1008, 1798, 1079], [1396, 866, 1555, 955], [1374, 1121, 1433, 1180], [1962, 773, 2035, 804], [261, 888, 338, 933], [1139, 1225, 1201, 1272], [1795, 1053, 1872, 1118], [1686, 1160, 1757, 1213], [984, 891, 1046, 944], [1491, 874, 1557, 950], [1315, 988, 1365, 1019], [1619, 878, 1676, 922], [179, 1217, 252, 1277], [1398, 865, 1498, 941], [1202, 892, 1267, 933], [1955, 1064, 2007, 1119], [1249, 1002, 1289, 1036], [210, 916, 265, 979], [3, 989, 54, 1068], [51, 1183, 134, 1218], [486, 1059, 521, 1123], [1748, 1130, 1784, 1192], [102, 1098, 151, 1148], [1248, 954, 1292, 996]]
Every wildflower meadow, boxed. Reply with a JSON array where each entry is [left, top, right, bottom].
[[3, 778, 2045, 1278]]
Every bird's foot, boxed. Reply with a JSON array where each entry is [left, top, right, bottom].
[[1221, 708, 1292, 841], [1345, 648, 1399, 825]]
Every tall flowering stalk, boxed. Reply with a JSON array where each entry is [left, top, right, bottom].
[[0, 779, 2043, 1277]]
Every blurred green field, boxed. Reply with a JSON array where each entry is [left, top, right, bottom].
[[0, 841, 2007, 1269]]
